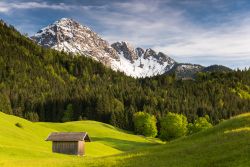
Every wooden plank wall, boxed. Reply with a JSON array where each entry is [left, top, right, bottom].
[[52, 141, 79, 155]]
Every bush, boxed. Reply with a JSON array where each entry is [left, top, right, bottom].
[[133, 112, 157, 137], [160, 112, 188, 141], [188, 115, 212, 134], [15, 122, 23, 128]]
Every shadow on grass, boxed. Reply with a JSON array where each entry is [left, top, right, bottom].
[[97, 123, 136, 135], [92, 137, 161, 151]]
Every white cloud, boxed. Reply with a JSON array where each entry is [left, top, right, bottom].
[[153, 15, 250, 68], [0, 1, 72, 13], [81, 1, 250, 69], [0, 1, 106, 13]]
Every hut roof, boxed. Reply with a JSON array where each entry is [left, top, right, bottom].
[[46, 132, 91, 142]]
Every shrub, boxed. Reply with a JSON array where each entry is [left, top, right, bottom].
[[188, 115, 212, 134], [160, 112, 188, 141], [15, 122, 23, 128], [133, 112, 157, 137]]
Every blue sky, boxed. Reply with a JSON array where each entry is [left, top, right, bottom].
[[0, 0, 250, 69]]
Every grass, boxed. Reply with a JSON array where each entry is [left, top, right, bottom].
[[0, 112, 249, 167], [104, 113, 250, 167], [0, 112, 162, 166], [37, 121, 162, 152]]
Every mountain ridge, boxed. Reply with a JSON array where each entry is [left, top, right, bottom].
[[31, 18, 177, 77], [31, 18, 232, 78]]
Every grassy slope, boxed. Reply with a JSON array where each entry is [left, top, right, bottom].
[[0, 112, 249, 167], [37, 121, 161, 154], [0, 112, 161, 167], [99, 113, 250, 167]]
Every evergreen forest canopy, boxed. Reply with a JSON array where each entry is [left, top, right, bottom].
[[0, 20, 250, 131]]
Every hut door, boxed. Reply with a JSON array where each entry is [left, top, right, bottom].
[[78, 141, 85, 156]]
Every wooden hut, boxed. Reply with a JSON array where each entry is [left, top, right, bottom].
[[46, 132, 91, 156]]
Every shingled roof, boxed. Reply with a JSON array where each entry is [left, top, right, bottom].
[[45, 132, 91, 142]]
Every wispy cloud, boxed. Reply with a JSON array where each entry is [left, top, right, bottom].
[[78, 0, 250, 69], [153, 13, 250, 68], [87, 1, 189, 45], [0, 1, 72, 13]]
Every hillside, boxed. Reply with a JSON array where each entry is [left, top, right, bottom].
[[37, 121, 162, 152], [166, 63, 204, 79], [0, 111, 161, 166], [0, 111, 249, 167], [202, 65, 233, 73], [166, 64, 233, 79], [103, 113, 250, 167]]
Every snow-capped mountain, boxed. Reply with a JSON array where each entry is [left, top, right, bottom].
[[31, 18, 118, 66], [32, 18, 177, 78], [111, 42, 176, 77]]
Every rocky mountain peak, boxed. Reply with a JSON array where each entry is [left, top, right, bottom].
[[110, 41, 176, 77], [31, 18, 118, 66], [144, 48, 157, 59], [135, 47, 145, 57], [55, 18, 79, 25], [111, 41, 138, 62], [54, 18, 78, 26]]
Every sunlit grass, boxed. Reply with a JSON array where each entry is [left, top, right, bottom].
[[224, 127, 250, 134], [0, 112, 249, 167], [0, 112, 162, 166]]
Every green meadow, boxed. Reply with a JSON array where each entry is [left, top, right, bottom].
[[0, 111, 249, 167]]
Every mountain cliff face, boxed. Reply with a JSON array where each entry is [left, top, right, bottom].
[[111, 42, 176, 77], [31, 18, 118, 66], [32, 18, 176, 78]]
